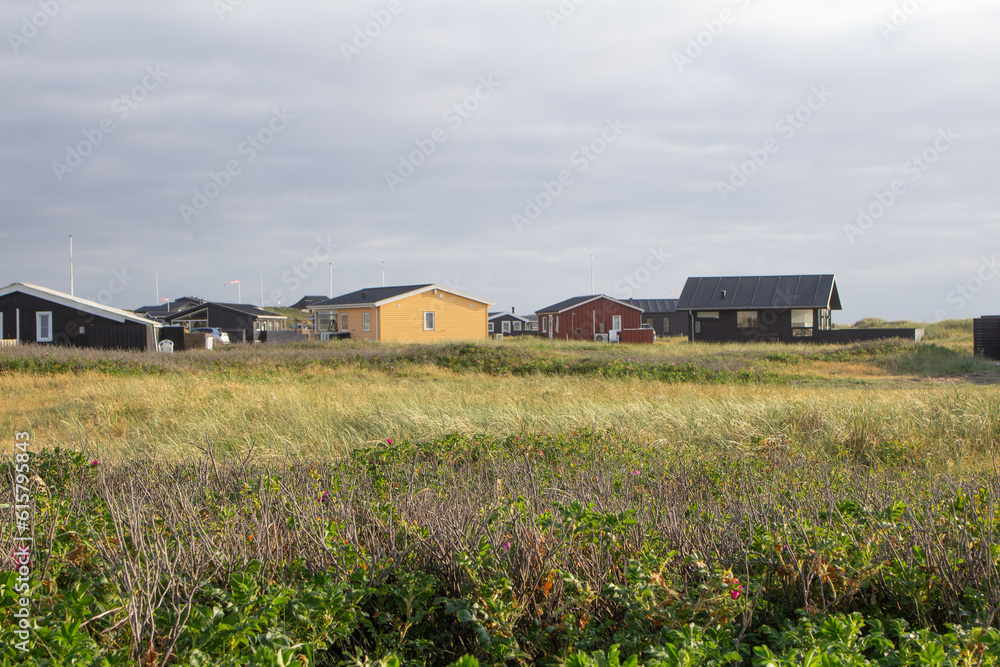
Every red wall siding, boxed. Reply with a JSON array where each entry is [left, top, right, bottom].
[[546, 298, 641, 340]]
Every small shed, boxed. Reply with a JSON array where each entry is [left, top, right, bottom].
[[974, 316, 1000, 360], [0, 282, 161, 350], [535, 295, 643, 341]]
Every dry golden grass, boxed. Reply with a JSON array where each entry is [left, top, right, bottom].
[[3, 362, 999, 472]]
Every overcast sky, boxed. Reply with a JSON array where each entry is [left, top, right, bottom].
[[2, 0, 998, 323]]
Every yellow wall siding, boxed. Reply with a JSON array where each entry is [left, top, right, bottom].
[[338, 306, 378, 341], [379, 290, 488, 342]]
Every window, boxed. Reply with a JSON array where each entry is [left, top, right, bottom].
[[792, 309, 814, 337], [612, 315, 621, 330], [791, 309, 813, 328], [697, 311, 719, 319], [541, 317, 547, 333], [488, 322, 494, 333], [341, 313, 348, 331], [663, 319, 670, 333], [737, 311, 759, 328], [513, 321, 522, 331], [362, 312, 370, 332], [423, 311, 435, 331], [502, 321, 511, 333], [818, 309, 832, 330], [36, 312, 53, 342], [555, 316, 559, 333]]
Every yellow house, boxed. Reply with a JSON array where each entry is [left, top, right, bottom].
[[308, 284, 492, 342]]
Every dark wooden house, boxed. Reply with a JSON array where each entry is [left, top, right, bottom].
[[677, 275, 840, 343], [289, 295, 329, 310], [488, 311, 533, 337], [134, 296, 204, 322], [627, 298, 689, 338], [535, 295, 643, 341], [163, 302, 287, 343], [0, 282, 161, 351], [676, 274, 923, 344]]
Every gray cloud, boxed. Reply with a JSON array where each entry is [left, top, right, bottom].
[[1, 0, 998, 321]]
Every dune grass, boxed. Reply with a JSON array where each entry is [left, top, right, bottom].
[[3, 356, 999, 471]]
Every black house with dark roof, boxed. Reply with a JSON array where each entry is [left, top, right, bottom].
[[676, 275, 840, 342], [289, 295, 329, 310], [488, 311, 533, 337], [628, 298, 688, 338], [134, 296, 205, 321], [163, 302, 286, 342]]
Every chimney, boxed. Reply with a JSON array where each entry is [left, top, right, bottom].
[[720, 290, 727, 299], [511, 306, 515, 314]]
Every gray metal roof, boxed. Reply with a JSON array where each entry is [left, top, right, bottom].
[[676, 275, 841, 311], [627, 298, 678, 314], [536, 294, 645, 314]]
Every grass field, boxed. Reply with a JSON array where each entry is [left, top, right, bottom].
[[2, 325, 999, 665]]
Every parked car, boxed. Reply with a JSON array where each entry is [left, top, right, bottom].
[[640, 323, 657, 341], [190, 327, 231, 344]]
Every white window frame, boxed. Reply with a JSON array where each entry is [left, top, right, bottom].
[[36, 311, 53, 342], [612, 315, 622, 330], [555, 316, 559, 333], [513, 321, 522, 332], [502, 320, 511, 333], [341, 313, 348, 331], [362, 312, 370, 332], [488, 322, 494, 333], [423, 311, 435, 331], [541, 317, 547, 333]]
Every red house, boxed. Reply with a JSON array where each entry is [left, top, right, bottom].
[[535, 295, 643, 341]]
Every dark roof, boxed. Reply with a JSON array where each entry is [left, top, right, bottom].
[[311, 284, 433, 308], [676, 275, 841, 311], [134, 296, 204, 315], [0, 282, 161, 327], [536, 295, 645, 314], [627, 298, 678, 314], [163, 301, 286, 322], [289, 295, 329, 309], [488, 311, 529, 322]]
